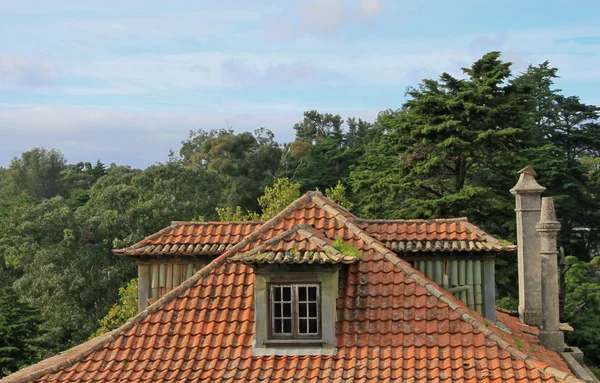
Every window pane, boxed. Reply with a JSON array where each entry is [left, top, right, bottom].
[[298, 286, 307, 301], [274, 286, 281, 301], [299, 302, 307, 317], [282, 286, 291, 301], [309, 319, 318, 333], [274, 319, 282, 334], [283, 303, 292, 317], [308, 302, 317, 317], [274, 303, 282, 317], [299, 318, 307, 334], [308, 286, 317, 301], [283, 318, 292, 333]]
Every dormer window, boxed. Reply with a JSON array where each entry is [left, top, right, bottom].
[[228, 224, 362, 356], [270, 283, 320, 339]]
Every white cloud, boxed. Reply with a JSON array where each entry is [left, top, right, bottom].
[[357, 0, 383, 19], [266, 0, 384, 38], [0, 56, 58, 90], [220, 58, 345, 86]]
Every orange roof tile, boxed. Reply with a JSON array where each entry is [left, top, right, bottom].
[[3, 192, 578, 383], [230, 224, 360, 264], [114, 197, 513, 257]]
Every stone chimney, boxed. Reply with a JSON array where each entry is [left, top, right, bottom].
[[536, 197, 564, 351], [510, 166, 545, 326]]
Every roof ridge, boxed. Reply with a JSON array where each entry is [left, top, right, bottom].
[[312, 193, 578, 383]]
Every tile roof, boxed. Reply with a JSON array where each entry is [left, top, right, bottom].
[[2, 192, 578, 383], [229, 224, 360, 265], [113, 221, 263, 256], [359, 218, 514, 252], [114, 201, 514, 257]]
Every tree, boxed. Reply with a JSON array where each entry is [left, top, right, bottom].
[[60, 160, 107, 208], [325, 181, 354, 210], [350, 52, 532, 233], [0, 161, 224, 352], [179, 128, 282, 211], [562, 256, 600, 366], [285, 111, 374, 192], [0, 287, 44, 377], [515, 63, 600, 260], [293, 110, 344, 144], [257, 178, 301, 220], [0, 148, 67, 200], [92, 279, 138, 337], [216, 178, 301, 221]]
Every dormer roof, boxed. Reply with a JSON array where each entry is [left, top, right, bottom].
[[230, 224, 360, 265]]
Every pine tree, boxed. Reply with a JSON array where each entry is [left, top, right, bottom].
[[0, 288, 44, 376]]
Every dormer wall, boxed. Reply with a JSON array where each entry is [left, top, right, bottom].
[[404, 253, 496, 321], [136, 258, 211, 311]]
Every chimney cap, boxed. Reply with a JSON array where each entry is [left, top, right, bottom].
[[537, 197, 561, 232], [518, 165, 537, 176], [510, 165, 546, 195]]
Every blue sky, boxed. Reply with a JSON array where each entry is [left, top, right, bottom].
[[1, 0, 599, 168]]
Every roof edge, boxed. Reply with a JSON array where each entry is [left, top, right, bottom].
[[462, 221, 517, 251], [112, 222, 181, 255]]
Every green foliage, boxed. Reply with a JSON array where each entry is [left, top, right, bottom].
[[350, 52, 530, 232], [293, 110, 344, 144], [325, 181, 354, 210], [0, 160, 224, 353], [257, 178, 301, 220], [513, 337, 524, 350], [332, 238, 362, 260], [0, 148, 67, 201], [93, 279, 138, 337], [215, 206, 259, 221], [563, 257, 600, 366], [496, 296, 519, 311], [179, 128, 282, 211], [0, 287, 44, 377], [215, 178, 301, 221], [283, 111, 374, 193]]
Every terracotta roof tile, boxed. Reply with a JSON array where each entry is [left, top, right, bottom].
[[114, 200, 513, 257], [4, 192, 577, 383], [230, 225, 360, 265]]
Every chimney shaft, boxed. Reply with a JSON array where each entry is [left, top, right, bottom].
[[536, 197, 564, 351], [510, 166, 545, 326]]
